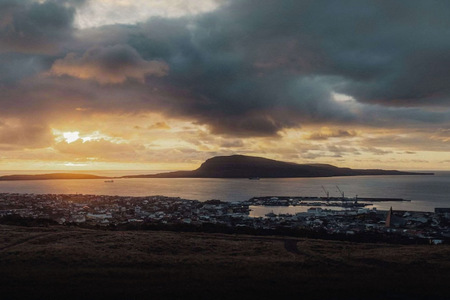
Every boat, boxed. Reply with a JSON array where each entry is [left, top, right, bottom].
[[104, 180, 114, 183], [248, 177, 260, 180]]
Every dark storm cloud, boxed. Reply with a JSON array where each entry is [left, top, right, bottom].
[[50, 44, 169, 84], [120, 0, 450, 134], [2, 0, 450, 141], [0, 52, 51, 83], [0, 0, 80, 54], [0, 0, 83, 84]]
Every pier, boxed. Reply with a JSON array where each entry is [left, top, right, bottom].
[[247, 195, 411, 208]]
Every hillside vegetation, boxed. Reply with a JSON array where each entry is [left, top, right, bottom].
[[0, 225, 448, 299]]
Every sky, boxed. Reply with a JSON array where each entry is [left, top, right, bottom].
[[0, 0, 449, 171]]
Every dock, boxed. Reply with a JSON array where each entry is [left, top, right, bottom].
[[247, 196, 411, 208]]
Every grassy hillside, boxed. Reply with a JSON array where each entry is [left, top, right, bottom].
[[0, 225, 449, 299]]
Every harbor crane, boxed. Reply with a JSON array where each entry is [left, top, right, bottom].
[[321, 185, 330, 201], [336, 185, 345, 199]]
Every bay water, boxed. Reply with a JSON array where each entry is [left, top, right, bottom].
[[0, 170, 448, 213]]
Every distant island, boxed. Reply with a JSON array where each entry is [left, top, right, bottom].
[[0, 155, 433, 181], [0, 173, 109, 181], [124, 155, 434, 179]]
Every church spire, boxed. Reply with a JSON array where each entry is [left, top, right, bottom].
[[385, 207, 393, 228]]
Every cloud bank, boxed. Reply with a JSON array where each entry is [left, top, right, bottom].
[[50, 45, 169, 84], [0, 0, 449, 168]]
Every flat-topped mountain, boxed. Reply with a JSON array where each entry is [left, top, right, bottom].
[[0, 173, 109, 181], [0, 156, 433, 181], [125, 155, 433, 178]]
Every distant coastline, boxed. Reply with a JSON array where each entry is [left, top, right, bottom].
[[0, 174, 110, 181], [0, 155, 434, 181]]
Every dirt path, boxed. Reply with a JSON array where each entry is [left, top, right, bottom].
[[0, 233, 57, 251]]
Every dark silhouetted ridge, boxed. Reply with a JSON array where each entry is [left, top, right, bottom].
[[0, 173, 109, 181], [125, 155, 433, 178]]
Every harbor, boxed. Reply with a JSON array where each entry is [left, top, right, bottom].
[[0, 192, 449, 243], [247, 195, 411, 208]]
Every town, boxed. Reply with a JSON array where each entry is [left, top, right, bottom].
[[0, 193, 449, 244]]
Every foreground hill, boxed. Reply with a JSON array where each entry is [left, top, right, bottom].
[[0, 173, 109, 181], [126, 154, 432, 178], [0, 225, 448, 299]]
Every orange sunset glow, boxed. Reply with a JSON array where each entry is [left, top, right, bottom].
[[1, 2, 450, 300], [0, 0, 449, 171]]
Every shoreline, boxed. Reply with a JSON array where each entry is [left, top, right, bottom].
[[1, 192, 448, 244]]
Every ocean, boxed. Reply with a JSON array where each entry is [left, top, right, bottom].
[[0, 170, 449, 213]]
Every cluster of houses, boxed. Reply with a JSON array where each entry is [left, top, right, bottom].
[[257, 206, 449, 241], [0, 193, 250, 227], [0, 193, 448, 242]]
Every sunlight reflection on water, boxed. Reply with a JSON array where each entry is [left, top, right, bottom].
[[0, 172, 449, 212]]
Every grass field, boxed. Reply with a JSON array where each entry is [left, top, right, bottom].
[[0, 225, 449, 299]]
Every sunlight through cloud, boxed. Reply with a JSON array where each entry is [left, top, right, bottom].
[[63, 131, 80, 143], [74, 0, 224, 28]]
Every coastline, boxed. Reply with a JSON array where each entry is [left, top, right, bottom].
[[1, 192, 448, 244]]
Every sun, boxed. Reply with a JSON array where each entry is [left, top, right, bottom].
[[63, 131, 80, 143]]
